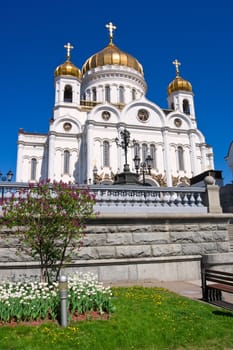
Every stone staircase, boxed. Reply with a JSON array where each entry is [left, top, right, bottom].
[[228, 224, 233, 252]]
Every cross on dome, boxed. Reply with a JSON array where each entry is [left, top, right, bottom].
[[172, 59, 181, 76], [64, 42, 74, 61], [105, 22, 117, 44]]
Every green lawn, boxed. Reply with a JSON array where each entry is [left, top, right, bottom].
[[0, 286, 233, 350]]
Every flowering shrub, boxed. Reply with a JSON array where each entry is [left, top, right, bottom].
[[0, 272, 113, 323], [1, 180, 96, 283]]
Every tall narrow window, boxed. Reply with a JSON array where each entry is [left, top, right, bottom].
[[183, 99, 190, 115], [134, 143, 140, 157], [105, 85, 110, 102], [132, 89, 136, 101], [64, 150, 70, 174], [142, 143, 148, 162], [64, 85, 73, 102], [150, 144, 156, 168], [31, 158, 37, 181], [178, 146, 184, 171], [103, 141, 110, 167], [119, 86, 124, 103], [92, 87, 97, 101]]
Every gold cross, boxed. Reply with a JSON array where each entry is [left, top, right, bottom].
[[105, 22, 117, 43], [64, 42, 74, 61], [172, 59, 181, 76]]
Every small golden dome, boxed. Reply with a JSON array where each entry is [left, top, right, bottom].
[[82, 42, 144, 76], [54, 60, 82, 79], [54, 42, 82, 79], [167, 76, 192, 95], [167, 59, 192, 95]]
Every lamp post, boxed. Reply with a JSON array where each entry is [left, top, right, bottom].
[[133, 155, 153, 186], [115, 128, 131, 172], [59, 275, 68, 327], [0, 170, 13, 202], [93, 165, 98, 184]]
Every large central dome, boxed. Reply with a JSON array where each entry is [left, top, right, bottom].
[[82, 42, 144, 76]]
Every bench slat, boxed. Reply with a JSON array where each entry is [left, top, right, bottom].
[[205, 269, 233, 277], [205, 276, 233, 287], [202, 268, 233, 310], [207, 283, 233, 293]]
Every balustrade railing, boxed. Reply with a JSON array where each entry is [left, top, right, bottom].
[[89, 185, 207, 213], [0, 182, 209, 214]]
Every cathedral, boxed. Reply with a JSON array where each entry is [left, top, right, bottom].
[[16, 22, 214, 187]]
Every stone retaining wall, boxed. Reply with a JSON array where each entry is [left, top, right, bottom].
[[0, 213, 233, 282]]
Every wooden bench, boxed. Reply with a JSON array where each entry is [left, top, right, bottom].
[[201, 268, 233, 311]]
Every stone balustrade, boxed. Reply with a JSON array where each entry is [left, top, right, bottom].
[[89, 185, 207, 213], [0, 180, 223, 214]]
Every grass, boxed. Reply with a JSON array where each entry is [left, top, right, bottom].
[[0, 286, 233, 350]]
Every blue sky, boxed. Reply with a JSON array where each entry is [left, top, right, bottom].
[[1, 0, 233, 184]]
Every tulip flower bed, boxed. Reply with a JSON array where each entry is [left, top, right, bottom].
[[0, 272, 114, 324]]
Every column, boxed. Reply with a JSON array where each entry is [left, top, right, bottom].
[[162, 128, 172, 186], [189, 131, 197, 175], [86, 124, 94, 183], [200, 143, 207, 171], [16, 143, 24, 182], [48, 134, 55, 180]]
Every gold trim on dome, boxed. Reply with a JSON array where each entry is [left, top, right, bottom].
[[82, 22, 143, 75], [54, 42, 82, 79], [82, 43, 143, 75], [167, 59, 192, 95]]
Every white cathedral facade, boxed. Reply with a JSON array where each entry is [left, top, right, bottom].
[[16, 22, 214, 187]]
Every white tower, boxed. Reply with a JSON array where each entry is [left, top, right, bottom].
[[53, 42, 82, 118], [167, 59, 196, 127], [47, 43, 83, 182]]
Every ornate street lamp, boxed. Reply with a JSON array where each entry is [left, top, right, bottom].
[[115, 128, 131, 172], [114, 128, 140, 185], [133, 155, 153, 186], [0, 170, 14, 201]]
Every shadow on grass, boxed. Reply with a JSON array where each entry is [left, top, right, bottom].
[[212, 310, 233, 318]]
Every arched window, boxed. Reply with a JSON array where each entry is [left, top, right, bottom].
[[142, 143, 148, 162], [92, 88, 97, 101], [64, 85, 72, 102], [183, 99, 190, 115], [150, 144, 156, 168], [178, 146, 184, 171], [105, 85, 110, 102], [64, 150, 70, 174], [103, 141, 110, 167], [31, 158, 37, 181], [132, 89, 136, 101], [119, 86, 124, 103]]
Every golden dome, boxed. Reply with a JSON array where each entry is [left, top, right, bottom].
[[54, 60, 82, 79], [54, 42, 82, 79], [167, 76, 192, 95], [82, 42, 144, 76], [167, 59, 192, 95]]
